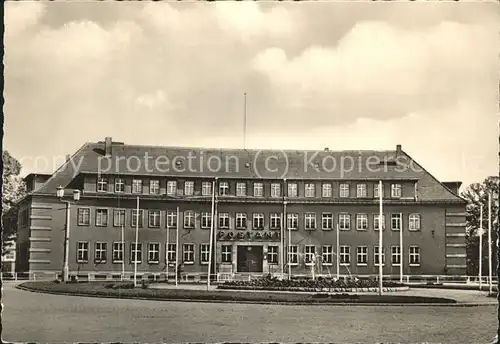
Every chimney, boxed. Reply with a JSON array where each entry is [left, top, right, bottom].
[[443, 181, 462, 195], [324, 147, 329, 152], [66, 154, 70, 162], [396, 144, 402, 156], [104, 137, 112, 156]]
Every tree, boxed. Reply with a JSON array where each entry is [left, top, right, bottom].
[[461, 176, 499, 276], [2, 151, 26, 256]]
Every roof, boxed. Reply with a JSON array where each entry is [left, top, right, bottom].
[[31, 140, 466, 203]]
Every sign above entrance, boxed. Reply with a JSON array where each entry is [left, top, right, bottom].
[[217, 230, 280, 241]]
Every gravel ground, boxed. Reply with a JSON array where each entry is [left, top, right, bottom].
[[2, 282, 497, 343]]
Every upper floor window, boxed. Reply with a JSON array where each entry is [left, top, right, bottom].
[[131, 209, 144, 228], [219, 212, 230, 229], [304, 213, 316, 230], [236, 182, 247, 196], [184, 181, 194, 196], [149, 180, 160, 194], [409, 213, 421, 231], [287, 213, 299, 230], [114, 178, 124, 193], [322, 213, 333, 230], [391, 184, 402, 198], [166, 181, 177, 196], [132, 179, 143, 194], [356, 184, 367, 198], [97, 177, 108, 192], [202, 181, 212, 196], [356, 214, 368, 231], [322, 184, 332, 197], [270, 213, 282, 229], [271, 183, 281, 198], [236, 213, 247, 229], [253, 213, 264, 229], [253, 183, 263, 197], [374, 184, 384, 198], [287, 183, 298, 197], [219, 181, 229, 196], [78, 208, 91, 226], [339, 184, 349, 198], [149, 210, 161, 228], [201, 212, 212, 229], [305, 183, 315, 197], [113, 209, 125, 227], [391, 213, 402, 231], [184, 210, 195, 229], [95, 208, 108, 227], [339, 214, 351, 230], [166, 210, 177, 229]]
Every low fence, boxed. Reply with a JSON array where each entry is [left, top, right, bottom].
[[3, 271, 499, 285]]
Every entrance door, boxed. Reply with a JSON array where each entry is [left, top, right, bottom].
[[237, 246, 263, 273]]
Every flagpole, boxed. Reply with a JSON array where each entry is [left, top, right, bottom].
[[207, 180, 216, 290], [166, 218, 170, 283], [175, 206, 180, 287], [281, 179, 286, 277], [488, 193, 492, 294], [214, 179, 218, 280], [336, 223, 340, 280], [288, 204, 292, 280], [133, 196, 139, 287], [480, 204, 483, 290], [121, 225, 125, 281], [378, 180, 383, 296], [399, 217, 403, 284]]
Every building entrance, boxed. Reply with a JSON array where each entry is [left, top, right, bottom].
[[237, 245, 263, 273]]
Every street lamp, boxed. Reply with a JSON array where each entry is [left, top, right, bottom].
[[57, 186, 81, 282]]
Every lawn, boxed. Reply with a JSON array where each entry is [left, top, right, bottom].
[[17, 281, 457, 304]]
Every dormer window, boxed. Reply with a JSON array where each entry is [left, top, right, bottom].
[[97, 177, 108, 192]]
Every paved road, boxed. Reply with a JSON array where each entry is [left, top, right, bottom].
[[2, 282, 497, 343]]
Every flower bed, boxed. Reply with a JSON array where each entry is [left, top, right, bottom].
[[17, 281, 455, 304], [218, 276, 407, 292]]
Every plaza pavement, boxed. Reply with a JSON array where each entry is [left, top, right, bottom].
[[2, 281, 498, 343]]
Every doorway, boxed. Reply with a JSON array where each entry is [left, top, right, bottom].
[[237, 246, 263, 273]]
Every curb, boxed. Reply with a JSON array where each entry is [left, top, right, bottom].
[[15, 285, 494, 307]]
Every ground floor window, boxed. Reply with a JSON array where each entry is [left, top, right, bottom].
[[322, 245, 333, 265], [221, 245, 232, 263], [130, 243, 142, 263], [166, 243, 176, 263], [183, 244, 195, 264], [200, 243, 210, 264], [409, 246, 420, 266], [374, 246, 385, 266], [288, 245, 298, 265], [391, 246, 401, 266], [267, 246, 278, 264], [148, 243, 160, 264], [112, 242, 124, 263], [356, 246, 367, 266], [95, 242, 107, 263], [77, 242, 89, 263], [340, 245, 350, 265], [304, 245, 316, 265]]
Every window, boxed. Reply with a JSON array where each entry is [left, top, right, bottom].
[[374, 184, 384, 198], [184, 211, 195, 229], [166, 243, 176, 263], [131, 209, 144, 228], [148, 243, 160, 264], [113, 209, 126, 227], [112, 242, 124, 263], [391, 184, 402, 198], [150, 180, 160, 194], [374, 214, 385, 231], [253, 183, 263, 197], [115, 178, 124, 193], [409, 213, 421, 231], [270, 213, 281, 229], [97, 177, 108, 192], [356, 214, 368, 231], [321, 213, 333, 230], [201, 212, 212, 229], [202, 181, 212, 196], [219, 212, 230, 229], [374, 246, 385, 266], [356, 184, 367, 198], [305, 183, 315, 197], [77, 242, 89, 263], [132, 179, 143, 194], [322, 245, 333, 265], [391, 213, 402, 231], [219, 181, 229, 196], [305, 245, 316, 265], [356, 246, 368, 265], [94, 242, 107, 263], [391, 246, 401, 266], [200, 244, 210, 264], [409, 246, 420, 266], [340, 246, 351, 265], [221, 245, 232, 263], [149, 210, 161, 228], [96, 209, 108, 227], [267, 246, 278, 264], [322, 184, 332, 197], [167, 181, 177, 196], [287, 213, 299, 230], [236, 213, 247, 229], [288, 183, 298, 197], [166, 210, 177, 229], [130, 243, 142, 263], [271, 183, 281, 198], [253, 213, 264, 229], [339, 183, 350, 198], [288, 245, 298, 265], [339, 214, 351, 230], [78, 208, 90, 226], [183, 244, 195, 264], [236, 182, 247, 196], [184, 181, 194, 196], [304, 213, 316, 230]]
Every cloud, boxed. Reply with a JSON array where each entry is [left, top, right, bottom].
[[5, 2, 46, 38]]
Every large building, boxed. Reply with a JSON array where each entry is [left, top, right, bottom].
[[16, 137, 467, 279]]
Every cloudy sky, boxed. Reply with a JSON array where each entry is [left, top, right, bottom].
[[5, 1, 499, 188]]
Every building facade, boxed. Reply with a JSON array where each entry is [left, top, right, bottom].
[[16, 138, 468, 278]]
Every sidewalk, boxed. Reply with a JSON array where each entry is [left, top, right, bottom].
[[149, 283, 498, 305]]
